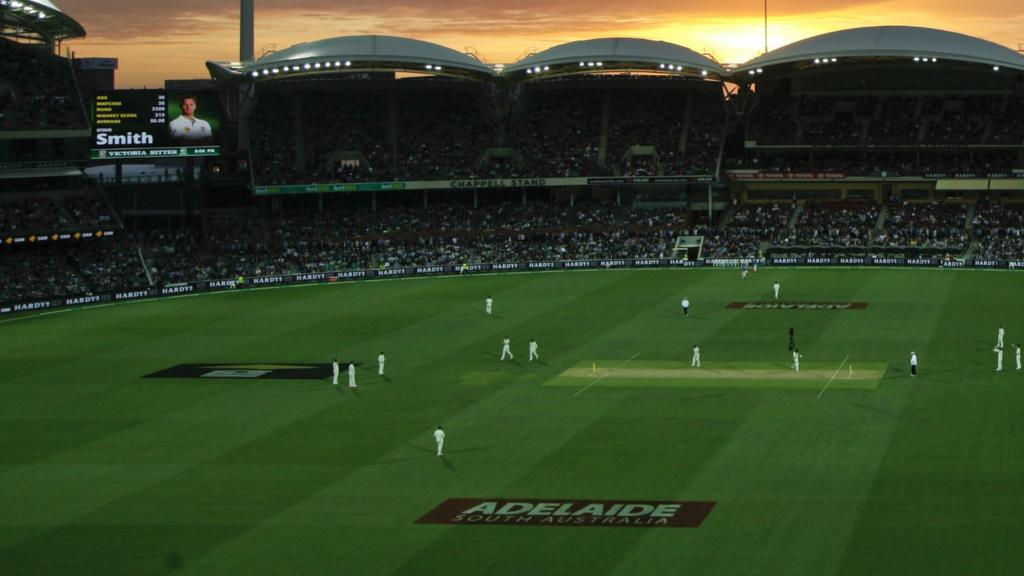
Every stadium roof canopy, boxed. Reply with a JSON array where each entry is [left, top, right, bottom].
[[209, 35, 496, 83], [505, 38, 726, 80], [734, 26, 1024, 77], [0, 0, 85, 43]]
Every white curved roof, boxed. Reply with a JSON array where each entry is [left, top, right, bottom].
[[508, 37, 725, 77], [737, 26, 1024, 73], [246, 35, 493, 76], [2, 0, 85, 40]]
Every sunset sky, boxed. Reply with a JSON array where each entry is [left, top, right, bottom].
[[56, 0, 1024, 88]]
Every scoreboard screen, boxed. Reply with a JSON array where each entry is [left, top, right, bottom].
[[90, 90, 221, 159]]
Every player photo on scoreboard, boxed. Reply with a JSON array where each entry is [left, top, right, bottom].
[[166, 92, 218, 144]]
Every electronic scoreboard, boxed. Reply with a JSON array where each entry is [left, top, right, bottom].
[[90, 90, 221, 159]]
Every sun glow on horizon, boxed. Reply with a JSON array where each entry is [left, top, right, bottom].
[[62, 5, 1024, 88]]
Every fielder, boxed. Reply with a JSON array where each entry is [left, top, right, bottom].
[[997, 325, 1005, 349], [691, 344, 701, 368], [332, 358, 340, 386], [773, 281, 781, 300], [1016, 344, 1022, 371], [681, 297, 690, 317], [792, 349, 802, 372], [529, 339, 539, 362], [741, 262, 748, 279], [996, 347, 1004, 372], [486, 296, 493, 316], [348, 362, 357, 388], [434, 426, 445, 456], [378, 352, 386, 376], [501, 337, 514, 360], [910, 351, 918, 377]]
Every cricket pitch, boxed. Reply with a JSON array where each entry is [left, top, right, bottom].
[[546, 360, 888, 390]]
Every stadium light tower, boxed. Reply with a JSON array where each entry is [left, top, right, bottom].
[[241, 0, 254, 61]]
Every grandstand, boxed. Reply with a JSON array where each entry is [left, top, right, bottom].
[[2, 20, 1024, 306]]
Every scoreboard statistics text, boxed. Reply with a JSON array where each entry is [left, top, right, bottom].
[[90, 90, 221, 159]]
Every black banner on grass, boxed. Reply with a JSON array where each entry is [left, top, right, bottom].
[[144, 363, 333, 379]]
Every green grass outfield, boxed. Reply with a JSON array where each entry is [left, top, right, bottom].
[[2, 268, 1024, 575]]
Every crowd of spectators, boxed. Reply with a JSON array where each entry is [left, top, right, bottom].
[[1, 193, 115, 235], [793, 201, 879, 246], [923, 96, 992, 144], [249, 90, 298, 185], [394, 86, 494, 181], [67, 240, 149, 293], [748, 92, 1024, 150], [0, 245, 87, 303], [971, 200, 1024, 260], [136, 203, 697, 279], [732, 148, 1021, 177], [248, 79, 727, 184], [605, 86, 686, 174], [748, 92, 798, 144], [301, 90, 392, 183], [0, 196, 60, 235], [878, 200, 969, 248], [683, 104, 725, 174], [513, 87, 605, 178], [990, 97, 1024, 144], [9, 197, 1024, 305], [702, 202, 795, 258], [867, 96, 919, 144], [0, 39, 87, 130]]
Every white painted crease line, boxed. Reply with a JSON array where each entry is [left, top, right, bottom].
[[817, 353, 851, 400]]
